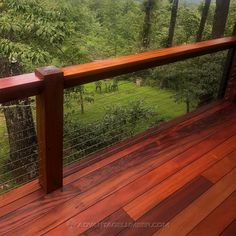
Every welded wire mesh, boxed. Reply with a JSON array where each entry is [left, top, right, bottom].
[[63, 77, 186, 166], [0, 97, 40, 194], [63, 52, 228, 166], [0, 51, 228, 193]]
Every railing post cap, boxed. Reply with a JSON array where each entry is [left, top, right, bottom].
[[35, 66, 64, 80]]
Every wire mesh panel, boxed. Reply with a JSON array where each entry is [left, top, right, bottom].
[[63, 79, 184, 165], [63, 51, 228, 166], [0, 97, 39, 194]]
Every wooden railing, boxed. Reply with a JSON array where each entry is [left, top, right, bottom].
[[0, 36, 236, 193]]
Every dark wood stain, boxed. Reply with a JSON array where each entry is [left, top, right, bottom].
[[82, 209, 134, 236], [118, 176, 213, 236], [0, 102, 235, 236], [220, 220, 236, 236]]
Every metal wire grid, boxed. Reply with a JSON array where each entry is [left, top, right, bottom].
[[0, 101, 40, 194], [0, 52, 226, 193], [63, 80, 188, 166]]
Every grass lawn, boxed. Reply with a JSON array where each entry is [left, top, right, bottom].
[[0, 81, 186, 193], [0, 81, 186, 162], [62, 80, 186, 164], [0, 115, 9, 164], [65, 80, 186, 126], [0, 114, 11, 193]]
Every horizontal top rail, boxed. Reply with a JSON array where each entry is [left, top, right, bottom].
[[63, 36, 236, 88], [0, 36, 236, 103], [0, 73, 44, 103]]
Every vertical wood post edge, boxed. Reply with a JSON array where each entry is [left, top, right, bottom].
[[35, 66, 64, 193], [224, 48, 236, 102]]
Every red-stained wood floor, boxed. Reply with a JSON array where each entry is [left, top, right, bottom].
[[0, 101, 236, 236]]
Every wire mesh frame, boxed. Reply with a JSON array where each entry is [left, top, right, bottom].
[[63, 84, 184, 165], [63, 50, 228, 166], [0, 50, 229, 193], [0, 98, 40, 195]]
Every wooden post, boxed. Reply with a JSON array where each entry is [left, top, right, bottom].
[[224, 49, 236, 102], [35, 66, 64, 193]]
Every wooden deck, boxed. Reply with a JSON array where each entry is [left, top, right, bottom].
[[0, 101, 236, 236]]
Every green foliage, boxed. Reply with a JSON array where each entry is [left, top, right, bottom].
[[0, 0, 74, 71], [0, 0, 235, 184], [154, 51, 227, 112], [64, 80, 185, 124], [175, 6, 200, 43], [1, 0, 235, 70], [64, 100, 155, 163]]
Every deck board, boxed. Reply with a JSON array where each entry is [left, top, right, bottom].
[[123, 135, 236, 221], [0, 101, 235, 236], [153, 169, 236, 236], [0, 101, 229, 208], [220, 220, 236, 236], [82, 209, 134, 236], [202, 150, 236, 183], [119, 176, 213, 236], [187, 191, 236, 236]]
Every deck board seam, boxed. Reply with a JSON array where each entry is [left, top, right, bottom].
[[63, 104, 236, 188], [186, 189, 236, 236], [0, 101, 230, 208], [0, 116, 235, 232], [151, 169, 236, 236], [122, 134, 236, 221], [202, 149, 236, 183], [63, 101, 230, 176], [0, 102, 235, 235], [41, 133, 236, 235]]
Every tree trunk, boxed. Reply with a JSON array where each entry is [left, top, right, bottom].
[[233, 21, 236, 35], [212, 0, 230, 39], [3, 100, 38, 180], [141, 0, 155, 50], [186, 98, 190, 113], [166, 0, 179, 47], [0, 60, 37, 183], [138, 0, 155, 82], [196, 0, 211, 42], [79, 86, 84, 114]]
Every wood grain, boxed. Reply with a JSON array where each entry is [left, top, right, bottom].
[[42, 125, 236, 235], [64, 100, 231, 182], [202, 150, 236, 183], [0, 103, 236, 236], [63, 36, 236, 88], [0, 189, 45, 218], [119, 176, 213, 236], [220, 219, 236, 236], [0, 180, 39, 208], [188, 191, 236, 236], [0, 73, 43, 103], [0, 101, 228, 213], [123, 134, 236, 220], [63, 100, 225, 177], [82, 209, 134, 236], [1, 102, 233, 235], [1, 37, 235, 103], [71, 105, 236, 193], [36, 66, 64, 193], [153, 169, 236, 236]]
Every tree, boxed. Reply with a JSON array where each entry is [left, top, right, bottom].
[[196, 0, 211, 42], [0, 0, 73, 180], [212, 0, 230, 39], [166, 0, 179, 47], [141, 0, 156, 50]]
